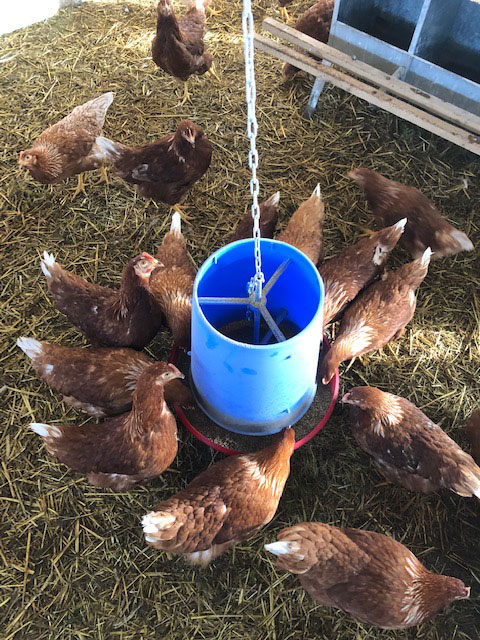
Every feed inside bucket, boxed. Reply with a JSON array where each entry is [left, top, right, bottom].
[[191, 238, 324, 435]]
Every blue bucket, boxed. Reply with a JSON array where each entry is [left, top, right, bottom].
[[191, 239, 324, 435]]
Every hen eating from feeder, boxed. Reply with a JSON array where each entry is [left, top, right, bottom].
[[148, 212, 195, 349], [276, 184, 325, 264], [40, 251, 162, 349], [343, 386, 480, 498], [319, 218, 407, 326], [142, 427, 295, 565], [349, 168, 474, 259], [226, 191, 281, 244], [265, 522, 470, 629], [17, 338, 194, 417], [320, 247, 432, 384], [30, 362, 183, 490]]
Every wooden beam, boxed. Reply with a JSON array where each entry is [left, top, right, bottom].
[[262, 17, 480, 137], [254, 33, 480, 157]]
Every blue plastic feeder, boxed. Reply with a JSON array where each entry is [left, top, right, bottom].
[[190, 239, 324, 436]]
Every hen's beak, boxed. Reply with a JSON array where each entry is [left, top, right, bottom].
[[167, 363, 185, 380], [341, 392, 351, 404], [184, 130, 196, 147]]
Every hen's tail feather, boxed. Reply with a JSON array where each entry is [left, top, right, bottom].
[[450, 229, 474, 253], [171, 211, 182, 235], [41, 251, 56, 278], [421, 247, 432, 265], [265, 540, 303, 558], [17, 336, 43, 360], [266, 191, 280, 206], [142, 510, 178, 543], [95, 136, 128, 162], [312, 183, 321, 199], [455, 467, 480, 499], [30, 422, 62, 439], [393, 217, 408, 232]]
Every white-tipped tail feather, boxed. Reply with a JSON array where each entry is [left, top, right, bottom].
[[95, 136, 122, 159], [100, 91, 114, 109], [264, 540, 302, 556], [170, 211, 182, 235], [41, 251, 55, 278], [450, 230, 474, 252], [312, 183, 321, 198], [142, 511, 176, 535], [421, 247, 432, 265], [267, 191, 280, 206], [17, 336, 43, 359], [394, 217, 408, 232], [30, 422, 62, 438]]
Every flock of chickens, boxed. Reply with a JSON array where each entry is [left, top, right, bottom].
[[16, 0, 480, 632]]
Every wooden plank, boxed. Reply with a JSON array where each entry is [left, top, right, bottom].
[[254, 34, 480, 157], [262, 17, 480, 137]]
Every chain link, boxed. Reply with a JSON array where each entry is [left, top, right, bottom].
[[242, 0, 264, 299]]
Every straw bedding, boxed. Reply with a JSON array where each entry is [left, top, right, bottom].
[[0, 0, 479, 638]]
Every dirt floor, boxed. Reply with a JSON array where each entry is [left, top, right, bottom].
[[0, 0, 479, 639]]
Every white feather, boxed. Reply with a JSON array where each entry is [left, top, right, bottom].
[[312, 183, 321, 198], [170, 211, 182, 234], [41, 251, 55, 278], [94, 136, 121, 158], [450, 230, 474, 252], [16, 336, 43, 359], [30, 422, 61, 438], [264, 540, 301, 556], [421, 247, 432, 265], [268, 191, 280, 206], [142, 511, 176, 534], [394, 217, 407, 232]]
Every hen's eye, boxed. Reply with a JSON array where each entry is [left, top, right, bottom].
[[24, 154, 32, 161], [138, 259, 149, 270]]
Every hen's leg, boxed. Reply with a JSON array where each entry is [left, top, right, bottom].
[[98, 165, 110, 184], [207, 62, 221, 83], [279, 6, 292, 22], [71, 172, 87, 198], [179, 80, 192, 106]]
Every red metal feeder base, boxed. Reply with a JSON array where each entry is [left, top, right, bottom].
[[169, 336, 339, 455]]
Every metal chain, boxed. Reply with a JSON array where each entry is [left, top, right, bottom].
[[242, 0, 264, 300]]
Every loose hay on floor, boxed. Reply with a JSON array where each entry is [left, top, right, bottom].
[[0, 1, 479, 639]]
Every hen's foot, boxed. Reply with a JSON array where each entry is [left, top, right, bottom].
[[71, 173, 87, 198], [178, 81, 192, 106], [98, 165, 110, 185]]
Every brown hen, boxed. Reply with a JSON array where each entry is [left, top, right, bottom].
[[148, 213, 195, 348], [343, 386, 480, 497], [349, 168, 474, 259], [320, 248, 432, 384], [465, 410, 480, 466], [225, 191, 280, 244], [276, 184, 324, 264], [283, 0, 335, 79], [319, 218, 406, 327], [19, 92, 114, 196], [41, 251, 162, 349], [142, 427, 295, 565], [17, 337, 194, 416], [152, 0, 212, 104], [97, 120, 212, 205], [266, 522, 470, 629], [30, 362, 183, 490]]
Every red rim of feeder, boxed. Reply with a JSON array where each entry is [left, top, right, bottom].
[[168, 335, 340, 455]]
